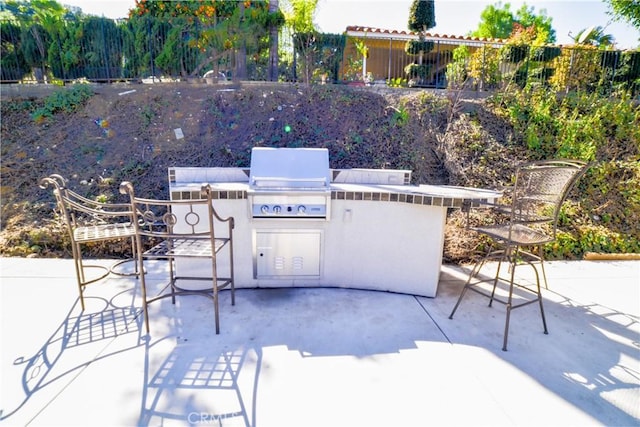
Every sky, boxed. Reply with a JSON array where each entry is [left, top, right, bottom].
[[63, 0, 640, 49]]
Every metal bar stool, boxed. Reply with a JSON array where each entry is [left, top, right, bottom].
[[449, 159, 589, 351]]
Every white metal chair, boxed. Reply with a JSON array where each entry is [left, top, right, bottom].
[[40, 174, 139, 310], [119, 181, 235, 334], [449, 159, 589, 351]]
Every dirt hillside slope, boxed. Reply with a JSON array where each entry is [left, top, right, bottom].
[[0, 82, 537, 261]]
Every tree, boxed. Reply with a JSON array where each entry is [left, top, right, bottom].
[[466, 3, 557, 90], [472, 2, 514, 39], [560, 26, 618, 95], [513, 4, 555, 43], [471, 2, 555, 43], [1, 20, 29, 80], [282, 0, 317, 34], [571, 26, 615, 48], [129, 0, 283, 79], [604, 0, 640, 30], [502, 23, 560, 88], [48, 15, 123, 80], [2, 0, 67, 81], [268, 0, 279, 81], [408, 0, 435, 32], [283, 0, 319, 83], [405, 0, 436, 86]]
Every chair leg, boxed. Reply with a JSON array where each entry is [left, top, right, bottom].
[[449, 257, 483, 319], [210, 256, 221, 335], [74, 268, 86, 311], [138, 257, 150, 334], [72, 243, 87, 311], [538, 294, 549, 335], [538, 245, 550, 289], [213, 286, 220, 335], [503, 305, 512, 351], [169, 257, 177, 305], [73, 242, 116, 311], [229, 239, 235, 307], [132, 236, 141, 277], [451, 245, 551, 351], [502, 252, 549, 351], [502, 259, 518, 351], [489, 256, 504, 307], [533, 263, 549, 335], [448, 282, 469, 319]]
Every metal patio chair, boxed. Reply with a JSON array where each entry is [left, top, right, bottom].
[[40, 174, 139, 311], [449, 159, 589, 351], [119, 181, 235, 334]]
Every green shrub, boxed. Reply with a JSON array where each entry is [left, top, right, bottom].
[[493, 87, 640, 257], [404, 63, 430, 80], [548, 226, 640, 259], [31, 84, 94, 122], [405, 40, 435, 55]]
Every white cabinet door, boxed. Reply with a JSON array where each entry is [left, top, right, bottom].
[[254, 230, 322, 278]]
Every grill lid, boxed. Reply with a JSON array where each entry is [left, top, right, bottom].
[[249, 147, 331, 190]]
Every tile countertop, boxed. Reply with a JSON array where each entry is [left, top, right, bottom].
[[331, 183, 502, 200], [168, 166, 502, 201], [169, 182, 502, 203], [170, 182, 250, 192]]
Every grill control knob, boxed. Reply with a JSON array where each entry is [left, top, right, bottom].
[[273, 205, 282, 214], [297, 205, 306, 214], [260, 205, 269, 214]]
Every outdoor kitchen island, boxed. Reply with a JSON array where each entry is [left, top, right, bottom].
[[169, 148, 500, 297]]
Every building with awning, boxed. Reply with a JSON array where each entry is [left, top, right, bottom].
[[342, 25, 506, 87]]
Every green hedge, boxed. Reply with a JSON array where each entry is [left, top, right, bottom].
[[493, 88, 640, 258]]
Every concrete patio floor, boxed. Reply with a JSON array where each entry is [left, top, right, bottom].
[[1, 257, 638, 426]]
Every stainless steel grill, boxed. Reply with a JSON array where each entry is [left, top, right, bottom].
[[247, 147, 331, 219]]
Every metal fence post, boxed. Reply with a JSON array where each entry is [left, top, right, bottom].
[[435, 40, 441, 88], [101, 18, 111, 82], [481, 43, 486, 91]]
